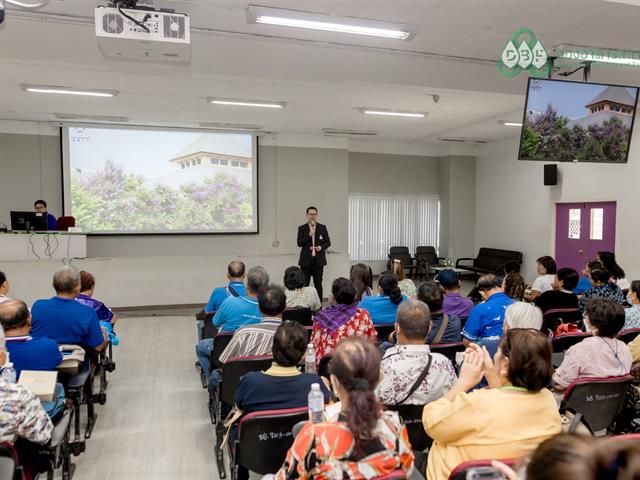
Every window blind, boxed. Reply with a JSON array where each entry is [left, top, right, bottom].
[[348, 194, 440, 261]]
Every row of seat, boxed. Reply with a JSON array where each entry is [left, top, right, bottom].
[[2, 343, 116, 479], [388, 246, 524, 280], [206, 360, 635, 480], [200, 308, 639, 479]]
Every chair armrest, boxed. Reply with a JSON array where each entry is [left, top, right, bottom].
[[455, 257, 475, 267], [48, 409, 72, 448]]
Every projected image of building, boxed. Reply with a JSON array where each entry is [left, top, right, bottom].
[[566, 86, 635, 129], [169, 134, 252, 171], [150, 134, 253, 188]]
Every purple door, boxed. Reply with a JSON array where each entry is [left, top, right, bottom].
[[555, 202, 616, 273]]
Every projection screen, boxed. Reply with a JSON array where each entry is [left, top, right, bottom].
[[61, 125, 258, 234]]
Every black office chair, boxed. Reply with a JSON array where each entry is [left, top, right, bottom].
[[618, 328, 640, 344], [16, 407, 74, 480], [560, 375, 633, 434], [214, 355, 273, 478], [551, 332, 591, 353], [449, 459, 518, 480], [541, 308, 582, 336], [207, 332, 234, 423], [385, 404, 432, 451], [429, 342, 465, 369], [414, 246, 442, 278], [282, 307, 313, 327], [58, 358, 95, 450], [374, 324, 395, 343], [388, 247, 418, 279], [229, 407, 308, 480]]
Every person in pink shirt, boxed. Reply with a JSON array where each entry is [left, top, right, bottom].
[[554, 297, 631, 394]]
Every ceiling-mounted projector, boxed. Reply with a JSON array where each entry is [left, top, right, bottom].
[[95, 3, 190, 63]]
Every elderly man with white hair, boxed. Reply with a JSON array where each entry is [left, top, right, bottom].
[[0, 323, 53, 444], [503, 302, 544, 331]]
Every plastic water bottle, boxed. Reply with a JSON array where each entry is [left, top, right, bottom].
[[1, 355, 16, 384], [305, 343, 316, 373], [308, 383, 324, 424]]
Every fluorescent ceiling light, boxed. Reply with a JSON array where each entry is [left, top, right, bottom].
[[247, 5, 415, 40], [22, 84, 118, 97], [207, 97, 285, 109], [360, 108, 426, 118], [199, 122, 264, 130], [552, 44, 640, 66], [54, 113, 129, 123], [498, 120, 523, 127], [438, 137, 487, 144], [602, 0, 640, 5], [322, 128, 377, 137]]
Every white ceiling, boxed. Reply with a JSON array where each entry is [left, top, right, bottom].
[[1, 0, 640, 144]]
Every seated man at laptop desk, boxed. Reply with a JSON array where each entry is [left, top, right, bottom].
[[31, 267, 107, 354], [34, 199, 57, 231]]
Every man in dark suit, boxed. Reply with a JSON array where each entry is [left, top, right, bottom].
[[297, 206, 331, 301]]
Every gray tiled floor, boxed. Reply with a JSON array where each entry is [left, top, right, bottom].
[[66, 315, 216, 480]]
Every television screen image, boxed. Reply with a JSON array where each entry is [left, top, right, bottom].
[[519, 78, 638, 163], [62, 126, 258, 235]]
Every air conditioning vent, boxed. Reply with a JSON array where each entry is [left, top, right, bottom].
[[103, 13, 124, 34], [163, 15, 186, 40]]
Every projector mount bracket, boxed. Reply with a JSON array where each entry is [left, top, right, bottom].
[[548, 56, 593, 82]]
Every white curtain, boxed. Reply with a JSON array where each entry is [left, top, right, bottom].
[[348, 194, 440, 261]]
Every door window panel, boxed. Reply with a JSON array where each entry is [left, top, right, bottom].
[[568, 208, 581, 239], [590, 208, 604, 240]]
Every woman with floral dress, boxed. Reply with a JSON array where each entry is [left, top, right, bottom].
[[312, 278, 377, 363]]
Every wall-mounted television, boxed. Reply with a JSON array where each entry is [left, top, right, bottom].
[[518, 78, 638, 163]]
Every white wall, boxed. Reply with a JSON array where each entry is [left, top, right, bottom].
[[349, 152, 439, 194], [0, 124, 479, 306], [438, 155, 476, 260], [475, 137, 640, 283], [0, 132, 62, 227], [0, 129, 351, 306]]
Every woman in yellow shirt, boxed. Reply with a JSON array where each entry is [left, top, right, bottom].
[[422, 329, 561, 480]]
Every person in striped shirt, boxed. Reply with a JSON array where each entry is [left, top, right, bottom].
[[207, 284, 286, 396]]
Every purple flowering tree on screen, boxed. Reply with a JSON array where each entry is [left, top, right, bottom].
[[520, 104, 630, 162], [71, 159, 253, 231]]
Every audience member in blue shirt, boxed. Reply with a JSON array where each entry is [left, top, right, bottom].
[[358, 273, 407, 325], [235, 321, 330, 413], [0, 299, 62, 377], [205, 261, 247, 314], [0, 299, 66, 419], [195, 266, 269, 376], [34, 199, 57, 231], [31, 267, 107, 351], [574, 260, 601, 295], [462, 274, 515, 356]]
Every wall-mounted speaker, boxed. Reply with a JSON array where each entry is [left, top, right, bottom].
[[544, 164, 558, 186]]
